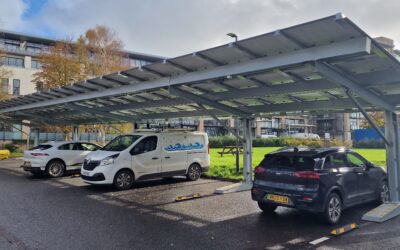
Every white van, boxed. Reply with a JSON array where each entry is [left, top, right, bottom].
[[290, 133, 320, 139], [80, 131, 210, 190]]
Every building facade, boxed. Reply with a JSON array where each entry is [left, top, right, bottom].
[[0, 30, 164, 140]]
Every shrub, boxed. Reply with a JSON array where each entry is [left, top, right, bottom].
[[209, 136, 351, 148], [4, 143, 18, 153], [353, 139, 385, 149]]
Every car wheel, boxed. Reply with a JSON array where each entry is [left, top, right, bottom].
[[113, 170, 134, 191], [187, 163, 201, 181], [324, 193, 342, 225], [257, 201, 277, 213], [46, 160, 65, 178], [379, 180, 390, 204]]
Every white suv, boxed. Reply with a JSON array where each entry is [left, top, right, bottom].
[[22, 141, 100, 177]]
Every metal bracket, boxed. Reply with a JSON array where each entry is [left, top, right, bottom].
[[345, 89, 391, 146]]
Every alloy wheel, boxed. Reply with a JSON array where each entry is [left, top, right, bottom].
[[116, 172, 132, 189], [328, 196, 341, 223], [381, 182, 390, 203]]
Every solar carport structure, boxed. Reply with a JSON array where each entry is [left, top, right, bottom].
[[1, 13, 400, 218]]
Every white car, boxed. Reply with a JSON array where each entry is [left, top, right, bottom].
[[81, 131, 210, 190], [22, 141, 101, 177], [290, 133, 321, 139]]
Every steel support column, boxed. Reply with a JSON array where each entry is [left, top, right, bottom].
[[384, 111, 400, 202], [33, 128, 39, 146], [215, 118, 253, 194], [72, 126, 79, 141], [243, 118, 253, 183]]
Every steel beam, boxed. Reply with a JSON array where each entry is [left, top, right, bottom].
[[0, 37, 371, 113], [315, 61, 395, 112], [169, 86, 251, 118], [346, 89, 391, 146], [65, 103, 139, 123]]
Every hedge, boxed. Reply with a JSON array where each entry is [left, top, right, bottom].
[[209, 136, 351, 148], [353, 139, 385, 149]]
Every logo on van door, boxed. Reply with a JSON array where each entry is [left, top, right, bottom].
[[164, 142, 204, 152]]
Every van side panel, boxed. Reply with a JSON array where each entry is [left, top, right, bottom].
[[162, 133, 188, 174], [187, 134, 210, 172]]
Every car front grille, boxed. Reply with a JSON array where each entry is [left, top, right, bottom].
[[83, 160, 100, 171]]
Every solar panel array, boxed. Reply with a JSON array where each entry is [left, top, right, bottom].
[[0, 13, 399, 126]]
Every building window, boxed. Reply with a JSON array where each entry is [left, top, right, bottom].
[[1, 78, 9, 94], [12, 79, 20, 96], [1, 56, 24, 67], [31, 60, 42, 69]]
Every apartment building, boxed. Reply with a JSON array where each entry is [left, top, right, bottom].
[[0, 30, 164, 140]]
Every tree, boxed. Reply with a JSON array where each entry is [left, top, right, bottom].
[[32, 25, 130, 141], [32, 40, 83, 91], [360, 112, 385, 128], [78, 25, 128, 76]]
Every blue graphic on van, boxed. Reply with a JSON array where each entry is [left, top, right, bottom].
[[164, 142, 204, 151]]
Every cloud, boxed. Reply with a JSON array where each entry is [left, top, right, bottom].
[[0, 0, 27, 30], [3, 0, 400, 57]]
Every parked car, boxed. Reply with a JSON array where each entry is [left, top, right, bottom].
[[251, 147, 388, 224], [260, 134, 277, 139], [81, 131, 210, 190], [22, 141, 101, 177], [291, 133, 320, 139]]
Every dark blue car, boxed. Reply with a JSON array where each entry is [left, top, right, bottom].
[[251, 147, 388, 224]]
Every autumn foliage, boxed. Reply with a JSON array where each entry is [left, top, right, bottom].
[[33, 25, 128, 91]]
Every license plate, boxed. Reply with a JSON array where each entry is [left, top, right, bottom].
[[81, 171, 90, 176], [266, 194, 290, 204]]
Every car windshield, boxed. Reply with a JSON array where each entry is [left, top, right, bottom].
[[259, 154, 315, 171], [30, 144, 52, 150], [101, 135, 142, 152]]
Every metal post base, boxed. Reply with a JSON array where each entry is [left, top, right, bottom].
[[214, 182, 252, 194], [362, 202, 400, 222]]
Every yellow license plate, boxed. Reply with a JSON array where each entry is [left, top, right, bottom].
[[266, 194, 289, 204]]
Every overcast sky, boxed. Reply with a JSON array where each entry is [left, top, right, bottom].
[[1, 0, 400, 57]]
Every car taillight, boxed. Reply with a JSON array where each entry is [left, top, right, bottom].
[[254, 166, 266, 174], [294, 171, 320, 179], [31, 153, 49, 156]]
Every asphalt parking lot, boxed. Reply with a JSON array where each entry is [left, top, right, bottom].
[[0, 158, 400, 249]]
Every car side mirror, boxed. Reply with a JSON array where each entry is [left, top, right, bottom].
[[365, 162, 374, 170], [130, 146, 141, 155]]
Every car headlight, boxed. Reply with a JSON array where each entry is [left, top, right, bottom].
[[99, 153, 119, 166]]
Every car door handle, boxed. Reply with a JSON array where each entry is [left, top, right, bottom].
[[165, 156, 171, 159], [152, 157, 159, 160]]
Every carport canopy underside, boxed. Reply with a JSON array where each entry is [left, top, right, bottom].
[[1, 13, 400, 126]]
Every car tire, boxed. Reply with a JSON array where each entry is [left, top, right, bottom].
[[378, 180, 390, 204], [324, 193, 342, 225], [113, 170, 134, 191], [46, 160, 65, 178], [186, 163, 201, 181], [257, 201, 277, 213]]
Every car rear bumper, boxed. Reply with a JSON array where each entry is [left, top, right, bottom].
[[21, 165, 44, 173], [251, 185, 325, 212]]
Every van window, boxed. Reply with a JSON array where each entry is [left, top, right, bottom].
[[102, 135, 142, 152], [131, 136, 158, 155]]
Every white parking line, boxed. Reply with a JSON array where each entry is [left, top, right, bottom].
[[309, 237, 330, 245]]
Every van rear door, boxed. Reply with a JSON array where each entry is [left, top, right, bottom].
[[187, 134, 208, 167], [162, 133, 188, 175]]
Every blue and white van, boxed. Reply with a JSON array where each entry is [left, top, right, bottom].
[[80, 131, 210, 190]]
